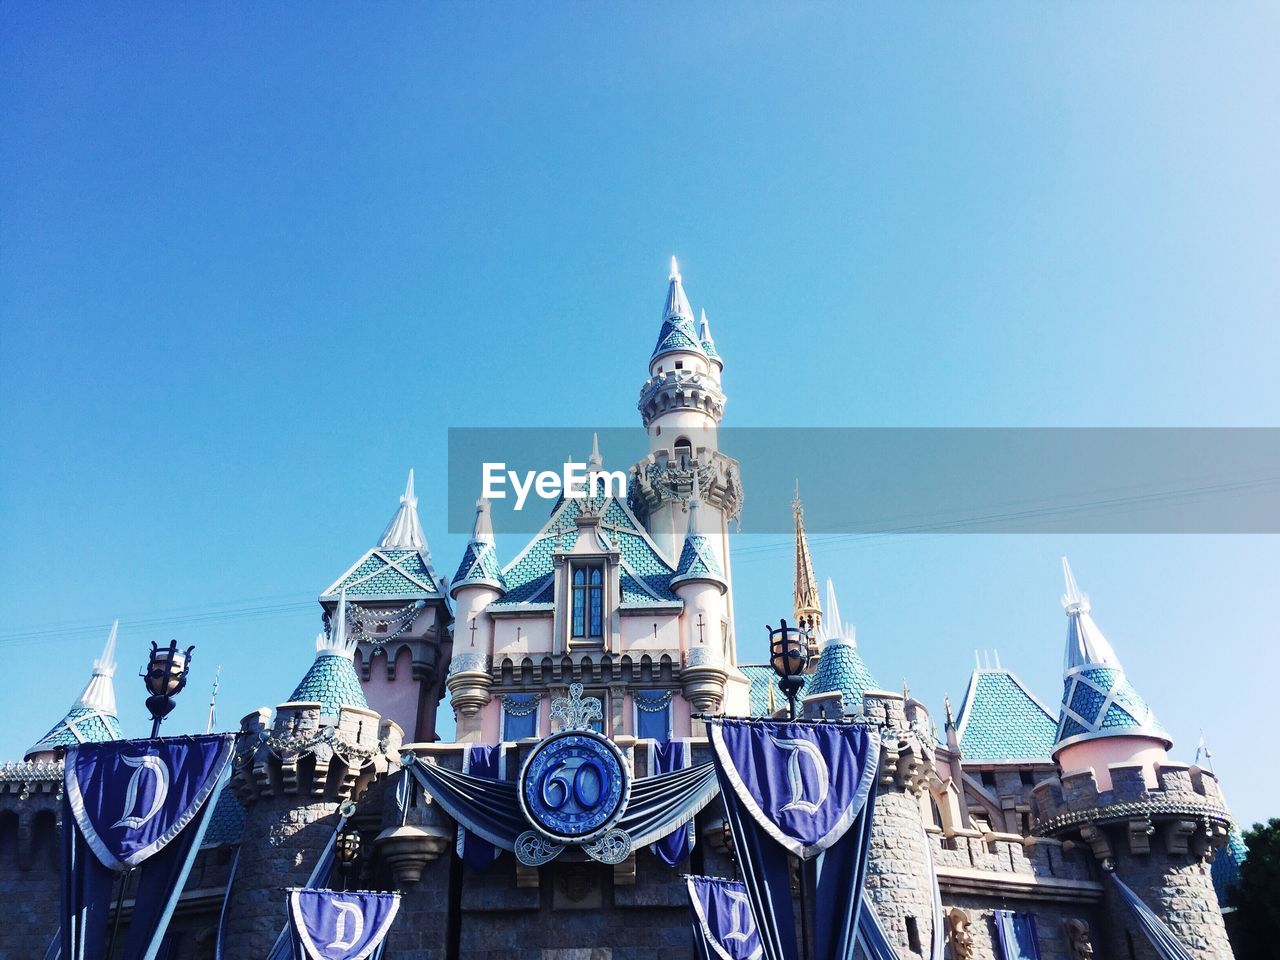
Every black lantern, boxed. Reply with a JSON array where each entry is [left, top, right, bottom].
[[142, 639, 194, 737], [768, 618, 810, 720], [336, 830, 362, 890]]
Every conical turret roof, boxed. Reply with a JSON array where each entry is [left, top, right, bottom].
[[699, 309, 722, 365], [288, 592, 369, 716], [451, 497, 506, 597], [670, 486, 727, 592], [27, 621, 124, 758], [807, 581, 878, 712], [1053, 558, 1171, 755], [651, 258, 707, 361]]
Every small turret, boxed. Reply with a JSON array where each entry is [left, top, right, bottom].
[[26, 620, 123, 760], [699, 309, 722, 373], [805, 580, 878, 716], [1053, 558, 1171, 788], [446, 497, 506, 740], [672, 487, 729, 717], [650, 257, 707, 365]]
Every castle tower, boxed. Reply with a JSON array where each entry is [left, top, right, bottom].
[[26, 620, 123, 760], [792, 486, 822, 654], [805, 580, 878, 715], [631, 259, 742, 568], [320, 470, 453, 743], [222, 592, 402, 958], [1032, 559, 1235, 960], [445, 496, 506, 741], [670, 485, 730, 715]]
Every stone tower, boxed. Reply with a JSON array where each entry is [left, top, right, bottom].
[[221, 595, 401, 957], [445, 496, 506, 741], [1031, 559, 1235, 960], [321, 470, 453, 743], [630, 258, 742, 585]]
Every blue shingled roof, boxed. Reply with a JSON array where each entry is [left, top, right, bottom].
[[807, 641, 879, 712], [956, 669, 1058, 763], [1211, 829, 1248, 906], [672, 533, 725, 587], [288, 654, 368, 714], [1054, 665, 1167, 750], [323, 549, 442, 600], [741, 665, 811, 718], [29, 705, 123, 754], [494, 495, 679, 609], [201, 790, 247, 848], [452, 539, 506, 594]]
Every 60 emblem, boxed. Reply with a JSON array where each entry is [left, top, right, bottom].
[[519, 730, 630, 842]]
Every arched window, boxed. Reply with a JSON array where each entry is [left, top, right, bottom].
[[572, 565, 604, 639], [674, 437, 692, 464]]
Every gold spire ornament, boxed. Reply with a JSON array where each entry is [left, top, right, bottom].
[[792, 482, 822, 653]]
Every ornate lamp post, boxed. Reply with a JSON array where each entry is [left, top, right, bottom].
[[141, 639, 195, 737], [768, 619, 810, 720], [336, 830, 362, 891]]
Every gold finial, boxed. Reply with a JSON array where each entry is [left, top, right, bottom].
[[792, 481, 822, 643]]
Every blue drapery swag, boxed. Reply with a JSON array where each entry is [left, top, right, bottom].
[[287, 889, 400, 960], [650, 740, 696, 866], [993, 911, 1041, 960], [455, 744, 506, 869], [404, 749, 720, 856], [687, 876, 765, 960], [708, 718, 881, 960], [856, 896, 899, 960], [60, 734, 236, 960], [1106, 870, 1196, 960]]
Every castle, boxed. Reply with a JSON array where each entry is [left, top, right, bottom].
[[0, 261, 1246, 960]]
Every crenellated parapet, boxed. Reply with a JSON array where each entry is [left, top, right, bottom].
[[629, 446, 743, 525], [231, 701, 402, 806], [637, 369, 726, 429], [861, 692, 937, 796], [1032, 762, 1231, 863]]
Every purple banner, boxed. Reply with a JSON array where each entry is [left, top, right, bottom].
[[709, 719, 879, 858], [65, 734, 235, 871], [289, 889, 401, 960], [688, 876, 764, 960]]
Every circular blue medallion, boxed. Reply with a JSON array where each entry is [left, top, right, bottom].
[[518, 730, 631, 843]]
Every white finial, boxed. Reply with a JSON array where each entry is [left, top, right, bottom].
[[318, 590, 355, 659], [669, 255, 681, 281], [379, 470, 428, 551], [402, 468, 417, 507], [1061, 556, 1089, 613], [822, 578, 854, 646], [472, 495, 495, 542], [205, 665, 221, 734], [588, 432, 602, 471], [994, 649, 1002, 670], [975, 650, 981, 671], [94, 619, 119, 677]]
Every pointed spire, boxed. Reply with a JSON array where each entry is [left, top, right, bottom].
[[651, 256, 705, 361], [819, 578, 855, 647], [793, 482, 822, 640], [289, 590, 368, 714], [588, 432, 603, 472], [1053, 558, 1170, 756], [378, 469, 428, 552], [25, 621, 124, 758], [316, 589, 355, 659], [672, 482, 727, 592], [699, 308, 722, 365], [451, 495, 506, 597]]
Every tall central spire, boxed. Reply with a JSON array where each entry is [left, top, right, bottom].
[[793, 483, 822, 641], [651, 256, 705, 361], [379, 469, 429, 553]]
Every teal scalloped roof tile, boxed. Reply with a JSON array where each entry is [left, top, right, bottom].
[[452, 540, 506, 591], [652, 322, 705, 360], [288, 654, 368, 714], [674, 533, 724, 581], [201, 790, 247, 848], [1212, 829, 1248, 905], [957, 670, 1058, 763], [741, 664, 810, 718], [807, 643, 878, 711], [29, 706, 123, 753], [329, 550, 440, 599]]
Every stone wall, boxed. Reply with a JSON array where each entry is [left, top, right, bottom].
[[0, 790, 61, 960]]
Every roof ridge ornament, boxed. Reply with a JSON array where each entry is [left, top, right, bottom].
[[1061, 556, 1090, 613], [377, 469, 429, 552]]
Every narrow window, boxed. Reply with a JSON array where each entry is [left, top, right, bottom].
[[1019, 769, 1034, 786], [906, 917, 922, 953], [635, 690, 673, 740], [589, 567, 604, 637], [501, 694, 539, 741], [675, 437, 693, 463], [980, 770, 996, 789], [572, 568, 586, 637], [674, 360, 684, 370]]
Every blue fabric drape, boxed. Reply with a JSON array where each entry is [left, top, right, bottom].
[[407, 753, 719, 855], [993, 911, 1041, 960], [1107, 871, 1196, 960], [455, 745, 505, 869], [213, 846, 240, 960], [59, 795, 116, 960], [649, 740, 695, 867]]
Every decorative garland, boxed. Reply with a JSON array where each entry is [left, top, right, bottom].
[[634, 690, 675, 713], [236, 724, 388, 771], [330, 600, 425, 648], [501, 694, 540, 717]]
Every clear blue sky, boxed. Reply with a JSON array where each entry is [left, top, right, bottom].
[[2, 5, 1277, 824]]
